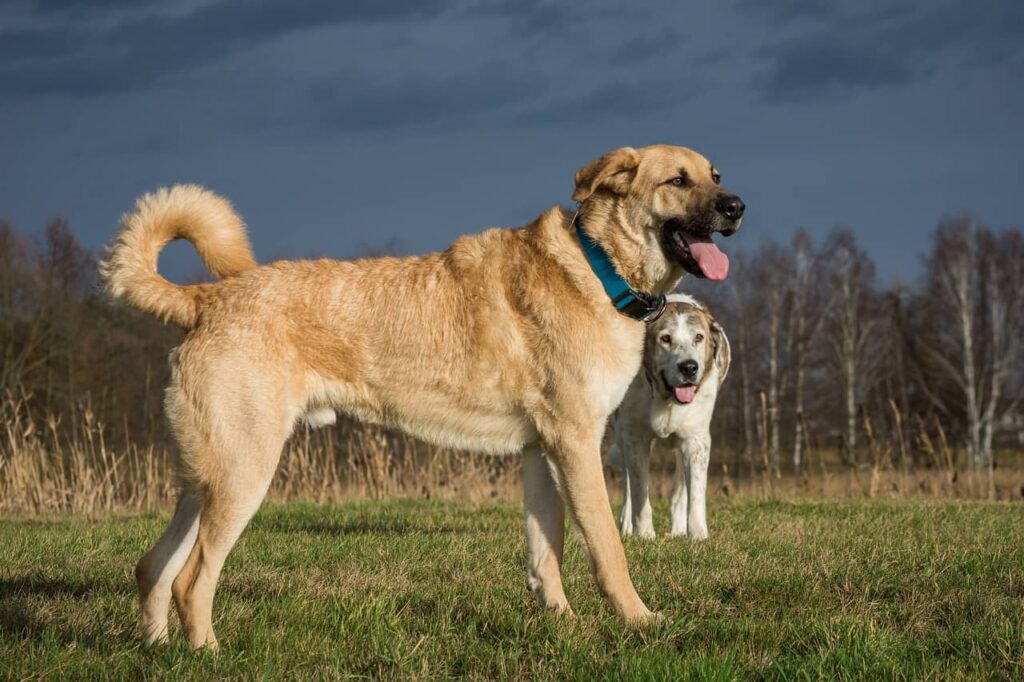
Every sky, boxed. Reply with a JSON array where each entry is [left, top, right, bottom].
[[2, 0, 1022, 284]]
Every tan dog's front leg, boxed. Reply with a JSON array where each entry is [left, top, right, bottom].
[[522, 445, 571, 614], [547, 436, 655, 624]]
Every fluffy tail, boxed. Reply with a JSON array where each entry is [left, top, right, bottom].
[[100, 185, 257, 328]]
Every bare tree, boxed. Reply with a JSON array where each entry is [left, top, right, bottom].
[[787, 229, 831, 474], [746, 243, 795, 477], [0, 220, 48, 393], [914, 217, 1024, 475], [727, 260, 757, 463], [978, 228, 1024, 475], [823, 228, 877, 467]]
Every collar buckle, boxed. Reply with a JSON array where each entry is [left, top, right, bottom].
[[613, 290, 667, 322]]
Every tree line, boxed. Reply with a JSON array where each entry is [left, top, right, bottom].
[[1, 214, 1021, 482], [685, 217, 1024, 479]]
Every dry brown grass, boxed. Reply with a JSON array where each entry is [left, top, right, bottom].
[[0, 391, 174, 513], [2, 390, 1022, 514], [0, 390, 520, 514]]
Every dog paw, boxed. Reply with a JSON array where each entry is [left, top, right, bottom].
[[649, 611, 668, 625], [626, 607, 666, 627]]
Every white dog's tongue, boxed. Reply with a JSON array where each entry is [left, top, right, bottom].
[[685, 235, 729, 280], [673, 385, 697, 404]]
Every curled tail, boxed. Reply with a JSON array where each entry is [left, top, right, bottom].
[[100, 185, 257, 328]]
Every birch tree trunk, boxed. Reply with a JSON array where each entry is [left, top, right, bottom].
[[825, 229, 876, 469], [789, 232, 811, 474], [767, 288, 783, 478], [940, 234, 982, 469], [738, 312, 755, 465], [977, 228, 1023, 493]]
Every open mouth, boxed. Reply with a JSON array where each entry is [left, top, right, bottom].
[[663, 373, 698, 404], [661, 219, 730, 280]]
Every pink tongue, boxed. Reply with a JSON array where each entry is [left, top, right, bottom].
[[673, 385, 697, 404], [685, 236, 729, 280]]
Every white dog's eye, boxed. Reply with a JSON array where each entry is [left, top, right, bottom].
[[694, 333, 704, 343], [659, 333, 672, 345]]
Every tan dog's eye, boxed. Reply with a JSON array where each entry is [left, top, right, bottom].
[[659, 333, 672, 345], [694, 333, 704, 343], [668, 174, 690, 188], [711, 169, 721, 185]]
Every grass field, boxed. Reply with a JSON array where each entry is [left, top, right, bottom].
[[2, 498, 1022, 680]]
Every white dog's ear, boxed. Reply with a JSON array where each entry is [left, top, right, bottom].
[[572, 147, 640, 202], [711, 320, 731, 384]]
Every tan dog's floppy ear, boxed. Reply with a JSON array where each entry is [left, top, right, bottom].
[[572, 147, 641, 202], [710, 319, 731, 384]]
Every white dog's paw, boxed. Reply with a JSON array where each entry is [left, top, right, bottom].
[[636, 524, 656, 540], [668, 527, 708, 540], [689, 525, 709, 540]]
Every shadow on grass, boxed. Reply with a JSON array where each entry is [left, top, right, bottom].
[[255, 517, 468, 537], [0, 576, 135, 650]]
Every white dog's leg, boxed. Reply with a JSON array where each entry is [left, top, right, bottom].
[[616, 443, 635, 536], [522, 445, 571, 614], [622, 436, 655, 539], [669, 447, 688, 536], [683, 435, 711, 540]]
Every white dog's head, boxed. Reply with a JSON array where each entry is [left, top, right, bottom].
[[643, 294, 730, 405]]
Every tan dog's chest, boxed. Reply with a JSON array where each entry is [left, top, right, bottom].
[[584, 316, 645, 418]]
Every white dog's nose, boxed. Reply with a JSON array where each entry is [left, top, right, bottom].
[[679, 359, 698, 379]]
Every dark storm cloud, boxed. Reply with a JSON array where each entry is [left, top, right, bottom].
[[305, 63, 549, 133], [0, 0, 453, 96], [733, 0, 832, 22], [2, 0, 1022, 286], [515, 78, 676, 128], [760, 37, 915, 101], [605, 27, 685, 67], [746, 0, 1024, 101], [29, 0, 165, 15]]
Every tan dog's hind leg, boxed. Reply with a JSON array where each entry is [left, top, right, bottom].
[[171, 475, 274, 649], [136, 491, 202, 645], [546, 434, 655, 624], [164, 367, 295, 649], [522, 446, 570, 614]]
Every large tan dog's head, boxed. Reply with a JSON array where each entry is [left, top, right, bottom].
[[572, 144, 744, 293], [643, 294, 730, 405]]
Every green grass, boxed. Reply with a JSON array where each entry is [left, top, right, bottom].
[[2, 498, 1022, 680]]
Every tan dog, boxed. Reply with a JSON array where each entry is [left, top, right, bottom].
[[101, 145, 744, 648], [609, 294, 730, 540]]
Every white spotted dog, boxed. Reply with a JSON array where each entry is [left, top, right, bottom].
[[609, 293, 730, 539]]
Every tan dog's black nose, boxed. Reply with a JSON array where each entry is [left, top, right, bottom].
[[715, 194, 745, 220]]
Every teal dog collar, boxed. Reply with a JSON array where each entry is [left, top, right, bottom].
[[574, 216, 666, 322]]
